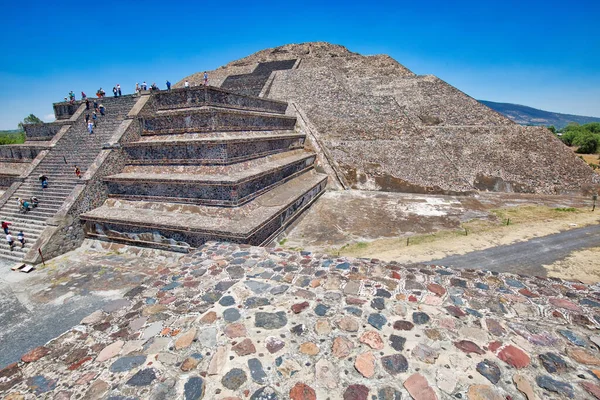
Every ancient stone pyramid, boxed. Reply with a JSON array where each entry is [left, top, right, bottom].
[[180, 42, 599, 195]]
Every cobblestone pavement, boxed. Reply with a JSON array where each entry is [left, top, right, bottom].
[[3, 241, 600, 399]]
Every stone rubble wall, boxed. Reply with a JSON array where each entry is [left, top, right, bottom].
[[23, 120, 71, 141]]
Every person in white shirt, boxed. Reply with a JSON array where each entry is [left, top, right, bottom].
[[184, 80, 190, 88], [6, 233, 14, 250]]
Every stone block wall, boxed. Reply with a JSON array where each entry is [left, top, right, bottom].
[[141, 110, 296, 135], [0, 144, 45, 161], [23, 121, 70, 141], [124, 135, 305, 165], [147, 86, 288, 114], [53, 102, 81, 120]]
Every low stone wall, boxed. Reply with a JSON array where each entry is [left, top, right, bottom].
[[124, 135, 305, 165], [53, 101, 82, 120], [0, 144, 47, 161], [106, 156, 315, 206], [23, 121, 70, 141], [141, 110, 296, 135], [148, 86, 288, 114]]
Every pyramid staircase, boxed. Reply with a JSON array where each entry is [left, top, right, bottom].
[[0, 96, 138, 262], [81, 86, 327, 251]]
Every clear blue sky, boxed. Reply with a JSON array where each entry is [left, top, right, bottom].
[[1, 0, 598, 129]]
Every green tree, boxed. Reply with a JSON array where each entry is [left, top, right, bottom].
[[547, 125, 556, 133], [17, 114, 43, 130], [573, 131, 600, 154]]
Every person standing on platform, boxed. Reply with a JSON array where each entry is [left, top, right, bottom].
[[85, 113, 90, 126], [92, 111, 97, 127], [75, 165, 81, 179], [88, 121, 94, 134], [166, 80, 171, 91], [113, 86, 118, 97], [86, 98, 90, 110], [117, 84, 122, 96], [184, 80, 190, 88], [99, 103, 105, 116], [203, 71, 208, 86]]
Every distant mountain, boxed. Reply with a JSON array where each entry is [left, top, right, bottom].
[[479, 100, 600, 130]]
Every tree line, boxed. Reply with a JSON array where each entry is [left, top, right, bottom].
[[0, 114, 43, 145], [549, 122, 600, 154]]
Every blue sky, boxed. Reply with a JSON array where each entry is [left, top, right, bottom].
[[1, 0, 598, 129]]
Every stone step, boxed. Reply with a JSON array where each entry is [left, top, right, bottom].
[[105, 150, 317, 206], [141, 107, 296, 136], [82, 170, 327, 250], [0, 211, 49, 222], [126, 131, 306, 165]]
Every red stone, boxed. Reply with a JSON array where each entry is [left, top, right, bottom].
[[408, 295, 418, 302], [21, 346, 50, 362], [391, 271, 401, 280], [404, 373, 438, 400], [549, 298, 582, 312], [427, 283, 446, 296], [552, 310, 565, 319], [0, 363, 19, 379], [488, 341, 503, 353], [232, 338, 256, 356], [445, 306, 466, 318], [518, 288, 538, 298], [291, 302, 310, 314], [289, 382, 316, 400], [346, 297, 367, 305], [454, 340, 485, 355], [573, 284, 587, 291], [343, 384, 370, 400], [581, 382, 600, 399], [497, 345, 530, 369], [68, 356, 93, 371]]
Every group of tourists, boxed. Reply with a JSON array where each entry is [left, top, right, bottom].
[[3, 221, 25, 251], [16, 196, 39, 213], [112, 84, 122, 97], [84, 98, 106, 134]]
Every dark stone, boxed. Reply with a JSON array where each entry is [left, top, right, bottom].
[[160, 282, 181, 291], [381, 354, 409, 375], [389, 335, 406, 351], [245, 297, 271, 308], [450, 278, 467, 288], [393, 320, 414, 331], [250, 386, 280, 400], [466, 308, 483, 318], [344, 384, 370, 400], [558, 329, 587, 347], [314, 304, 330, 316], [476, 359, 501, 384], [221, 368, 247, 390], [124, 286, 146, 298], [336, 262, 350, 270], [226, 266, 245, 279], [27, 375, 57, 395], [201, 291, 222, 303], [371, 298, 385, 310], [110, 356, 147, 373], [445, 306, 466, 318], [126, 369, 156, 386], [191, 268, 207, 277], [248, 358, 267, 384], [291, 324, 306, 335], [505, 278, 525, 288], [412, 312, 430, 325], [405, 280, 424, 290], [475, 283, 489, 290], [232, 251, 250, 257], [255, 312, 288, 329], [536, 375, 574, 398], [375, 289, 392, 298], [214, 280, 236, 292], [245, 280, 272, 294], [539, 353, 568, 374], [378, 387, 402, 400], [184, 376, 205, 400], [581, 298, 600, 308], [345, 307, 363, 316], [368, 313, 387, 330], [270, 285, 289, 295], [219, 296, 236, 307], [223, 308, 241, 322]]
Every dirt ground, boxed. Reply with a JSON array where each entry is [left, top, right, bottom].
[[281, 190, 600, 280], [544, 247, 600, 284]]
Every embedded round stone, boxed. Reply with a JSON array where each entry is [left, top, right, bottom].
[[498, 345, 530, 368], [232, 338, 256, 356], [265, 336, 285, 353], [255, 312, 287, 329], [476, 359, 501, 384], [248, 358, 267, 384], [109, 356, 146, 373], [454, 340, 485, 355], [355, 352, 376, 378], [292, 302, 310, 314], [337, 316, 359, 332], [389, 335, 406, 351], [411, 343, 439, 364], [223, 308, 241, 322], [245, 297, 270, 309], [184, 376, 205, 399], [536, 375, 574, 398], [371, 297, 385, 310], [368, 313, 387, 330], [360, 331, 384, 350], [221, 368, 247, 390], [381, 354, 408, 375], [332, 336, 355, 358], [314, 304, 330, 316], [378, 387, 402, 400], [225, 323, 247, 338], [250, 386, 280, 400], [393, 320, 414, 331], [219, 296, 235, 307], [299, 342, 320, 355], [539, 353, 567, 374], [412, 312, 430, 325], [343, 384, 369, 400], [126, 368, 156, 386], [289, 382, 316, 400]]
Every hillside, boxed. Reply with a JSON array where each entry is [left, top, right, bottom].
[[479, 100, 600, 129]]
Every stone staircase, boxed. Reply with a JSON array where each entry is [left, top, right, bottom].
[[0, 96, 138, 262], [82, 86, 327, 251], [221, 59, 297, 96]]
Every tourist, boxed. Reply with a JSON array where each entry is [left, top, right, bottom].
[[81, 91, 87, 100], [75, 165, 81, 178], [98, 88, 106, 97], [166, 80, 171, 91], [113, 87, 118, 97], [203, 71, 208, 86], [117, 84, 122, 96], [2, 220, 11, 235], [85, 113, 90, 125], [92, 112, 98, 126], [85, 98, 90, 110], [142, 81, 147, 90], [17, 231, 25, 248], [39, 175, 48, 188], [135, 83, 140, 94], [184, 80, 190, 88], [22, 199, 31, 212], [6, 232, 15, 251], [151, 82, 159, 91], [99, 103, 105, 116], [93, 100, 99, 112], [31, 196, 39, 208], [88, 121, 94, 134]]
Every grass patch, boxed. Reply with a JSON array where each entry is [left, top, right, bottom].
[[278, 238, 288, 246], [554, 207, 577, 212]]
